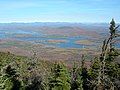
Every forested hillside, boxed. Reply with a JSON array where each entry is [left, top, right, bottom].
[[0, 19, 120, 90]]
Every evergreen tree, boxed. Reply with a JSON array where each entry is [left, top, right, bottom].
[[25, 75, 45, 90], [89, 19, 120, 90], [108, 18, 119, 61], [80, 55, 90, 90], [88, 57, 100, 89], [70, 62, 83, 90], [48, 63, 70, 90], [0, 65, 22, 90]]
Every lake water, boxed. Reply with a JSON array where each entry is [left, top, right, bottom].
[[0, 29, 119, 48], [0, 29, 91, 48]]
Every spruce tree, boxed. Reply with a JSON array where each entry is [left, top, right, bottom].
[[0, 65, 22, 90], [80, 55, 90, 90], [48, 63, 70, 90], [90, 19, 120, 90], [25, 75, 45, 90], [70, 62, 83, 90]]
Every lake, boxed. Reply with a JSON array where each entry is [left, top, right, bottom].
[[0, 29, 95, 48], [0, 23, 119, 49]]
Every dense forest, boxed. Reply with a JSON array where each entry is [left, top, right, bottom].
[[0, 19, 120, 90]]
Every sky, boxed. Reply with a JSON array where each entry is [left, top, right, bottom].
[[0, 0, 120, 23]]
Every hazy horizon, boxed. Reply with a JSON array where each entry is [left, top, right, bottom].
[[0, 21, 111, 23]]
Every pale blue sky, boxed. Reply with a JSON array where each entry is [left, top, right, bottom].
[[0, 0, 120, 23]]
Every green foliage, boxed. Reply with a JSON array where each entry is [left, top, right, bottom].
[[0, 51, 52, 90], [88, 58, 99, 80], [88, 19, 120, 90], [25, 76, 46, 90], [0, 65, 22, 90], [0, 19, 120, 90], [48, 63, 70, 90], [0, 75, 13, 90], [70, 63, 83, 90], [109, 18, 116, 35]]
